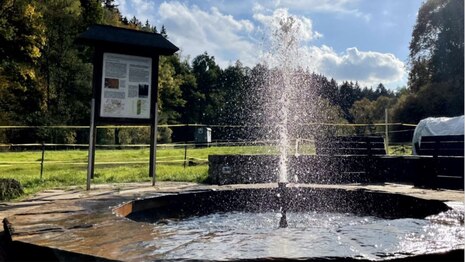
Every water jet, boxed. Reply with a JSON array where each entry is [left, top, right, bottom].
[[277, 182, 288, 228]]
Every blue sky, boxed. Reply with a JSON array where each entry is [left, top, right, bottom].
[[115, 0, 424, 90]]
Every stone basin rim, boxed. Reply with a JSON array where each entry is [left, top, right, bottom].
[[113, 184, 453, 223], [3, 183, 463, 261]]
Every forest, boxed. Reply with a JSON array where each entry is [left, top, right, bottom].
[[0, 0, 463, 144]]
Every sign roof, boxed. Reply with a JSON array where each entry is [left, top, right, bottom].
[[77, 24, 179, 56]]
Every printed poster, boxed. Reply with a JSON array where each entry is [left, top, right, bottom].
[[100, 53, 152, 119]]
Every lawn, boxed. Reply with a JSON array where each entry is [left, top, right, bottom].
[[0, 145, 277, 198], [0, 144, 411, 199]]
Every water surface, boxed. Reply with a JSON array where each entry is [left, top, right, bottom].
[[143, 210, 464, 260]]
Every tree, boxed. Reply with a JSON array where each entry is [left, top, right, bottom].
[[318, 76, 339, 105], [392, 82, 463, 124], [34, 0, 95, 143], [176, 60, 202, 125], [409, 0, 464, 90], [128, 16, 141, 29], [160, 25, 168, 38], [211, 61, 252, 140], [350, 95, 396, 135], [158, 56, 185, 124], [0, 0, 46, 134], [0, 0, 129, 143], [397, 0, 464, 123], [142, 20, 157, 33], [79, 0, 104, 28], [216, 61, 248, 124], [337, 81, 363, 122], [191, 53, 222, 124]]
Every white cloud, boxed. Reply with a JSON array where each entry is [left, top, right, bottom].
[[251, 8, 402, 86], [157, 1, 257, 67], [252, 3, 265, 13], [302, 46, 405, 87], [256, 0, 371, 21], [253, 8, 321, 42], [117, 0, 404, 88], [114, 0, 157, 24], [209, 0, 369, 20], [277, 0, 354, 12]]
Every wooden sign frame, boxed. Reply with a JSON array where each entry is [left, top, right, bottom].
[[77, 25, 178, 190]]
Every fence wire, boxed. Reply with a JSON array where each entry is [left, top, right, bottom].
[[0, 123, 416, 178]]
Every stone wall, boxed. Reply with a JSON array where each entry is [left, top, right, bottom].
[[208, 155, 464, 189]]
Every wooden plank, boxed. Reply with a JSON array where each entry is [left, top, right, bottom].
[[417, 135, 464, 156], [315, 136, 386, 156], [421, 135, 464, 142]]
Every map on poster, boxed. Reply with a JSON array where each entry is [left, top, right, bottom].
[[100, 53, 152, 119]]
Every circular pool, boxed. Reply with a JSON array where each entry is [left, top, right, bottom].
[[117, 186, 464, 260]]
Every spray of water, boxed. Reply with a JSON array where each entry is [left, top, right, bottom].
[[238, 11, 334, 183], [261, 15, 315, 183]]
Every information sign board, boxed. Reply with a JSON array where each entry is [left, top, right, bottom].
[[100, 53, 152, 119]]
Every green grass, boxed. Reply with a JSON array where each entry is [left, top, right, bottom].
[[0, 144, 411, 200], [0, 146, 277, 198], [388, 144, 413, 155]]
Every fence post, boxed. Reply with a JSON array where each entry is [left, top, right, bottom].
[[385, 108, 389, 154], [40, 142, 45, 180], [115, 128, 120, 146], [183, 124, 189, 168], [184, 144, 188, 168]]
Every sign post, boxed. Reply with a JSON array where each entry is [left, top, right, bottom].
[[87, 98, 96, 190], [77, 25, 178, 190], [150, 101, 159, 186]]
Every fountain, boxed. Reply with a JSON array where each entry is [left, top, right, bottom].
[[264, 15, 313, 185], [265, 15, 313, 228], [119, 186, 463, 260], [277, 182, 288, 228], [114, 13, 464, 260], [3, 13, 464, 262]]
